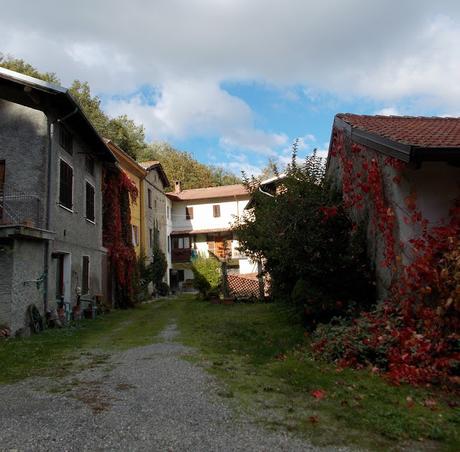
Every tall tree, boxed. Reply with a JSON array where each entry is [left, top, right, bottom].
[[0, 54, 59, 84]]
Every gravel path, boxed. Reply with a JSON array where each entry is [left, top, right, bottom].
[[0, 323, 337, 451]]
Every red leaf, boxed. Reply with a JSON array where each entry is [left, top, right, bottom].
[[311, 389, 326, 400]]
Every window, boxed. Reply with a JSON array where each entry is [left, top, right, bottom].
[[132, 225, 139, 246], [172, 236, 190, 249], [59, 125, 73, 154], [148, 189, 152, 208], [149, 228, 153, 248], [213, 204, 221, 218], [186, 206, 193, 220], [85, 182, 95, 222], [59, 159, 73, 210], [85, 156, 95, 176], [82, 256, 90, 294]]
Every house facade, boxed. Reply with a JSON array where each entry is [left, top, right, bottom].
[[105, 140, 146, 257], [166, 182, 257, 291], [0, 67, 116, 334], [327, 113, 460, 296], [138, 160, 170, 271]]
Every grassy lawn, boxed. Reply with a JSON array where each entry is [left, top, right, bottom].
[[0, 301, 173, 384], [175, 297, 460, 451], [1, 295, 458, 450]]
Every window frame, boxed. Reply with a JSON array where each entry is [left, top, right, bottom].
[[58, 158, 74, 212], [148, 188, 152, 209], [85, 180, 96, 223], [185, 206, 193, 220], [213, 204, 221, 218]]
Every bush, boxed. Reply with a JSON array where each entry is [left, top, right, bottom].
[[191, 256, 221, 298], [157, 282, 170, 296]]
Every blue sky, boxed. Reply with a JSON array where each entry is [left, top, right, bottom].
[[1, 0, 459, 176]]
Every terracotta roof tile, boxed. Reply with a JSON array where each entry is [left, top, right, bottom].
[[167, 184, 249, 201], [337, 114, 460, 148]]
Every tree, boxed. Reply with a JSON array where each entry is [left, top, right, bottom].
[[139, 142, 241, 190], [233, 147, 375, 320], [0, 53, 59, 84]]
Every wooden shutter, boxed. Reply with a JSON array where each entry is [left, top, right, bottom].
[[213, 204, 220, 217], [0, 160, 5, 191], [82, 256, 89, 294], [186, 206, 193, 220], [86, 182, 95, 222], [59, 160, 73, 209]]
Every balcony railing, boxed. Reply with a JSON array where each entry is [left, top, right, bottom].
[[172, 248, 192, 263], [0, 184, 43, 229]]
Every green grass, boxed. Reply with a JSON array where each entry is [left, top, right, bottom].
[[0, 301, 173, 384], [1, 295, 459, 450], [175, 298, 460, 451]]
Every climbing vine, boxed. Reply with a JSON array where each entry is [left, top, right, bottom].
[[103, 167, 138, 308], [314, 129, 460, 386]]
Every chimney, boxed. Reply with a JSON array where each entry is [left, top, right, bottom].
[[174, 180, 182, 193]]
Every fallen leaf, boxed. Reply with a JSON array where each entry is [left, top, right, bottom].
[[311, 389, 326, 400], [308, 415, 319, 424]]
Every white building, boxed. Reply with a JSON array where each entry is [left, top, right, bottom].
[[166, 182, 257, 291]]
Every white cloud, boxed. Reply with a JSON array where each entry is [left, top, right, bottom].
[[375, 107, 401, 116]]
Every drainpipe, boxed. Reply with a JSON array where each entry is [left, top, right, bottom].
[[43, 118, 53, 313]]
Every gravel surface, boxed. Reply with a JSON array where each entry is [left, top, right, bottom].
[[0, 323, 341, 451]]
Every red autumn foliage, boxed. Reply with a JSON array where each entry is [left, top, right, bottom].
[[103, 167, 139, 308], [315, 128, 460, 387]]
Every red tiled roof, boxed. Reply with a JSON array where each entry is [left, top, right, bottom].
[[337, 114, 460, 148], [167, 184, 249, 201]]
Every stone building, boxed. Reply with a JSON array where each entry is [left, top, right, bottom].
[[0, 67, 116, 334], [327, 113, 460, 296]]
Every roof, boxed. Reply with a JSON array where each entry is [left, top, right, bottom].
[[138, 160, 170, 188], [167, 184, 249, 201], [334, 113, 460, 163], [0, 67, 116, 163], [104, 139, 147, 179], [171, 227, 232, 236]]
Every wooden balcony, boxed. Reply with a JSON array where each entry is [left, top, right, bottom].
[[172, 248, 192, 263]]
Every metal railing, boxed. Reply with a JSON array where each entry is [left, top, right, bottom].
[[0, 184, 43, 229]]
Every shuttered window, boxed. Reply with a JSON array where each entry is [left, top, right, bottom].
[[85, 182, 95, 222], [213, 204, 221, 217], [186, 206, 193, 220], [59, 160, 73, 210], [82, 256, 90, 294], [59, 125, 73, 155]]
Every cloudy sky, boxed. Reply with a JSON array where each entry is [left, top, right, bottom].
[[1, 0, 459, 175]]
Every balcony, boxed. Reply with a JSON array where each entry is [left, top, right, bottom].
[[172, 248, 192, 263], [0, 185, 43, 229]]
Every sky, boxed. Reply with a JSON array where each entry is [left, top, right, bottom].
[[1, 0, 460, 176]]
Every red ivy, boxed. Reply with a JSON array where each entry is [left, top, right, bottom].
[[103, 168, 139, 308]]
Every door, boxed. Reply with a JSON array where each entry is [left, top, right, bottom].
[[54, 252, 71, 304]]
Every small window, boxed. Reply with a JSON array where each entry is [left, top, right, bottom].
[[82, 256, 90, 294], [132, 225, 139, 246], [149, 228, 153, 248], [59, 125, 73, 154], [213, 205, 221, 218], [85, 182, 95, 222], [148, 189, 152, 208], [59, 159, 73, 210], [85, 156, 95, 176], [186, 206, 193, 220]]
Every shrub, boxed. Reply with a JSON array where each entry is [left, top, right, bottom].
[[157, 282, 170, 296], [191, 256, 221, 298]]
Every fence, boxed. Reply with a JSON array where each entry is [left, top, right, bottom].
[[0, 184, 42, 229]]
